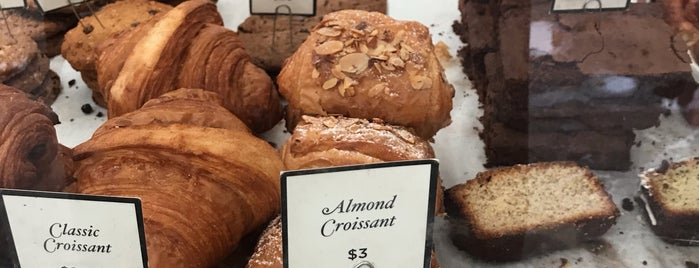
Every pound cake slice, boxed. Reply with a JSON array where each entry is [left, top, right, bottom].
[[445, 162, 619, 261], [639, 158, 699, 245]]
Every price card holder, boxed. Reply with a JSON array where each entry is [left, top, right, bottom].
[[0, 0, 23, 9], [282, 159, 439, 268], [0, 189, 148, 268], [250, 0, 316, 16], [551, 0, 630, 13], [34, 0, 86, 13]]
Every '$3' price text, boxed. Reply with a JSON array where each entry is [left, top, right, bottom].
[[348, 248, 368, 261]]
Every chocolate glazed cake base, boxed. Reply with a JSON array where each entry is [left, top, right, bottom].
[[446, 215, 617, 262], [636, 188, 699, 246]]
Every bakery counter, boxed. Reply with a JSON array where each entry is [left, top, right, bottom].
[[44, 0, 699, 267]]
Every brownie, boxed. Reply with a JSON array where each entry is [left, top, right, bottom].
[[456, 0, 696, 170]]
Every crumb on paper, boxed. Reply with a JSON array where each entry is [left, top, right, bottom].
[[435, 41, 452, 63]]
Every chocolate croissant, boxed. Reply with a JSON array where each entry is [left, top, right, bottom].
[[97, 0, 282, 133], [73, 88, 284, 267], [277, 10, 454, 139], [0, 85, 72, 191], [247, 115, 443, 268]]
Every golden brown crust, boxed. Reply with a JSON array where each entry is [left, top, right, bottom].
[[73, 88, 283, 268], [281, 115, 434, 169], [178, 23, 282, 132], [94, 88, 250, 137], [277, 10, 454, 139], [0, 85, 69, 191]]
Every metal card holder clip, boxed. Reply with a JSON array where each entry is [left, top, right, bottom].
[[272, 4, 293, 53], [353, 260, 375, 268], [66, 0, 104, 30]]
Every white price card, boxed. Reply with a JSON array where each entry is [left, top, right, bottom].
[[0, 189, 148, 268], [552, 0, 629, 12], [250, 0, 316, 16], [0, 0, 24, 9], [35, 0, 86, 13], [282, 160, 439, 268]]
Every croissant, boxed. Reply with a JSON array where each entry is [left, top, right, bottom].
[[73, 88, 283, 267], [97, 0, 282, 133], [247, 115, 443, 268], [276, 10, 454, 139], [0, 85, 72, 191]]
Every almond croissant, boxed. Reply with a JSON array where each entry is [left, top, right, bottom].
[[277, 10, 454, 139], [73, 88, 283, 267], [247, 115, 442, 268], [97, 0, 282, 133]]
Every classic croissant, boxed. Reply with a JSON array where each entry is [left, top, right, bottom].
[[0, 85, 72, 191], [277, 10, 454, 138], [96, 0, 282, 132], [73, 88, 283, 267], [247, 115, 442, 268]]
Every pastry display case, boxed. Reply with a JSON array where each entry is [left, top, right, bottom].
[[1, 0, 698, 267]]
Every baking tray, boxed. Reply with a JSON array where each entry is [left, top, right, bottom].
[[49, 0, 699, 267]]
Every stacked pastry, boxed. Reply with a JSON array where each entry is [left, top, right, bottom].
[[61, 0, 173, 104], [73, 88, 283, 268], [247, 115, 442, 268], [237, 0, 387, 73], [277, 10, 454, 139], [455, 0, 696, 170], [94, 0, 282, 132], [0, 30, 61, 104]]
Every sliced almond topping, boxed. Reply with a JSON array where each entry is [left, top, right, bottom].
[[406, 62, 421, 75], [360, 43, 369, 53], [370, 29, 379, 37], [331, 65, 346, 79], [339, 53, 370, 74], [344, 39, 354, 46], [315, 40, 344, 55], [380, 61, 396, 71], [395, 129, 416, 144], [402, 43, 415, 52], [410, 75, 433, 90], [372, 54, 389, 61], [348, 124, 361, 132], [391, 30, 406, 46], [317, 27, 342, 37], [350, 28, 364, 36], [323, 78, 338, 89], [388, 56, 405, 68], [312, 68, 320, 79], [322, 118, 337, 128], [367, 40, 388, 56], [346, 87, 356, 97], [384, 44, 398, 53], [399, 48, 410, 61], [338, 86, 346, 97]]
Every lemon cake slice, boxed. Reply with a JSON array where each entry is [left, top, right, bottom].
[[639, 158, 699, 245], [445, 162, 619, 261]]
